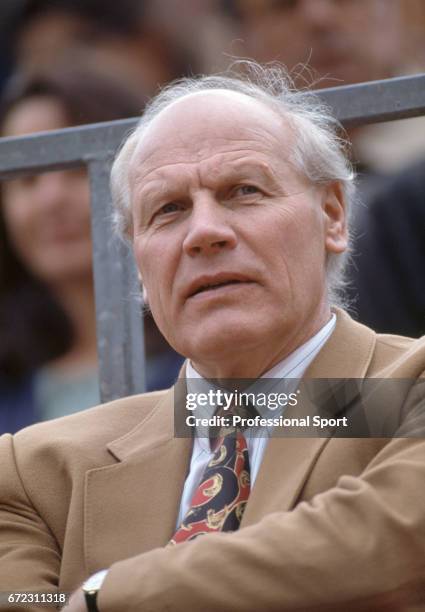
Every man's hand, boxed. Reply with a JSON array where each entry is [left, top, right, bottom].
[[64, 586, 86, 612]]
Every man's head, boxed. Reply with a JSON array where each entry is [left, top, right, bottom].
[[111, 64, 353, 378]]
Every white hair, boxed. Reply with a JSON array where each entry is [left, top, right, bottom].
[[110, 61, 356, 306]]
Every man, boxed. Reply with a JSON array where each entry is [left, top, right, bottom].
[[1, 63, 425, 611]]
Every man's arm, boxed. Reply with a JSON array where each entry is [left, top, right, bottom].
[[96, 437, 425, 612], [0, 434, 61, 609]]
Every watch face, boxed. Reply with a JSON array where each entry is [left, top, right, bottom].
[[83, 570, 106, 592]]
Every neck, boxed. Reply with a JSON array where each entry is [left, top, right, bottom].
[[191, 305, 332, 382], [49, 276, 98, 373]]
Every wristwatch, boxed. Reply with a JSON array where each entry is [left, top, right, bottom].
[[82, 570, 106, 612]]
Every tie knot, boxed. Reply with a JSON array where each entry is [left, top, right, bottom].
[[209, 400, 258, 450]]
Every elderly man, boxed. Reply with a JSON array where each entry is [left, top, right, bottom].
[[1, 64, 424, 612]]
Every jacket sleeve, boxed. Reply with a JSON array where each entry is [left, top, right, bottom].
[[98, 436, 425, 612], [0, 434, 61, 611]]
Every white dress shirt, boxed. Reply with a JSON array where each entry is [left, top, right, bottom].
[[177, 314, 336, 525]]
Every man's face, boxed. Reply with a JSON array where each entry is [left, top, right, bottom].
[[130, 91, 347, 377]]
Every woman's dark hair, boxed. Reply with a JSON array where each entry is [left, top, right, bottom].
[[8, 0, 199, 87], [0, 64, 143, 382], [12, 0, 147, 38]]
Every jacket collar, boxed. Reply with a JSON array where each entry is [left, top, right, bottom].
[[305, 307, 376, 379]]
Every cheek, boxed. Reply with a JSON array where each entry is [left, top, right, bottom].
[[71, 179, 91, 220], [133, 237, 173, 308], [76, 187, 90, 212], [2, 195, 33, 248], [266, 206, 326, 279], [269, 204, 322, 251]]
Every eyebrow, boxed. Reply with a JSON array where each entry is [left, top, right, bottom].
[[210, 158, 291, 196], [219, 160, 281, 186], [201, 157, 288, 194]]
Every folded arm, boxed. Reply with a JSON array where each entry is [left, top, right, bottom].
[[98, 437, 425, 611]]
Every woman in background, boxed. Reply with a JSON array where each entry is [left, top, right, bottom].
[[0, 64, 183, 434]]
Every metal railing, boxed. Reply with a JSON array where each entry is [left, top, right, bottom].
[[1, 74, 425, 402]]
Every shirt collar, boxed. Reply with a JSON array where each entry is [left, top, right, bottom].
[[186, 313, 336, 443]]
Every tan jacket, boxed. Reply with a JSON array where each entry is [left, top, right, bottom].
[[1, 310, 425, 611]]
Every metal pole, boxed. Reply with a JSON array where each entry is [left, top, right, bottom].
[[88, 158, 145, 401]]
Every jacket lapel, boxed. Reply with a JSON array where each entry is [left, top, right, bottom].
[[242, 309, 377, 526], [83, 384, 192, 575]]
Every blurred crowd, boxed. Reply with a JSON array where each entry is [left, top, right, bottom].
[[0, 0, 424, 433]]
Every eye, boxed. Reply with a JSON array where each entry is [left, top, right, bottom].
[[150, 201, 186, 225], [15, 174, 38, 188], [231, 184, 261, 197], [157, 202, 184, 216]]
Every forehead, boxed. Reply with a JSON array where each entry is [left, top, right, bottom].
[[130, 90, 294, 180], [2, 96, 67, 137]]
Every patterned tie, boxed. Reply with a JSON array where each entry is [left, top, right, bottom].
[[170, 430, 250, 545]]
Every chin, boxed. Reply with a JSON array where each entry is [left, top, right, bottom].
[[35, 262, 93, 283], [179, 318, 268, 362]]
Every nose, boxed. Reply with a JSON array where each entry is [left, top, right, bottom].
[[32, 171, 71, 212], [182, 194, 237, 257]]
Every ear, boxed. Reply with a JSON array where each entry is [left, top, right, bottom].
[[322, 182, 348, 254], [137, 270, 149, 305]]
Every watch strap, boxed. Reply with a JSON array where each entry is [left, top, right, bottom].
[[84, 589, 99, 612]]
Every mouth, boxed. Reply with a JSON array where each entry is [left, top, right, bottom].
[[186, 274, 255, 300], [190, 279, 245, 297]]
